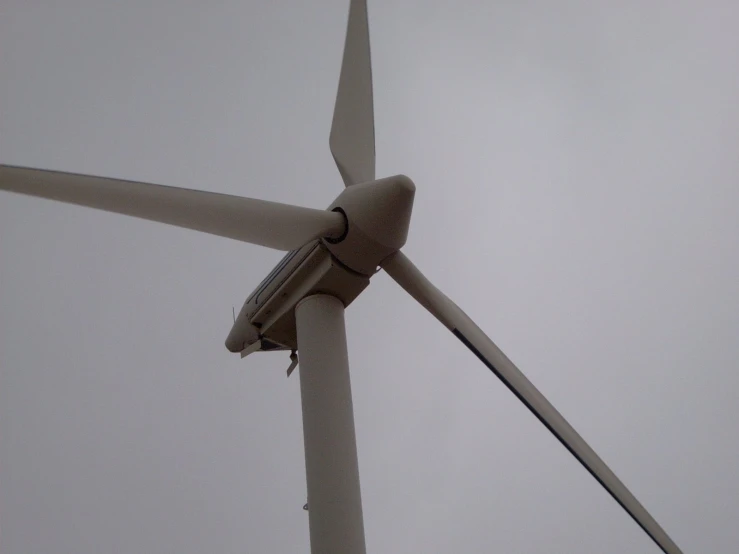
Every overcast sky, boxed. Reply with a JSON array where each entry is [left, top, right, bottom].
[[2, 1, 738, 552]]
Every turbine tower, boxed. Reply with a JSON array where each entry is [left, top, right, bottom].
[[0, 1, 684, 553]]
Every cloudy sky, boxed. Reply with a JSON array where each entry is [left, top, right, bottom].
[[2, 0, 738, 552]]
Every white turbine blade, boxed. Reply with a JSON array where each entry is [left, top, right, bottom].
[[0, 165, 345, 251], [382, 250, 683, 554], [329, 0, 375, 187]]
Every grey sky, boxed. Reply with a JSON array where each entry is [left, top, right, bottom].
[[2, 0, 738, 552]]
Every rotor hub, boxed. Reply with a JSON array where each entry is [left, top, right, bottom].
[[322, 175, 415, 275]]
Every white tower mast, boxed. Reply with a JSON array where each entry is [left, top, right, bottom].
[[296, 294, 366, 554]]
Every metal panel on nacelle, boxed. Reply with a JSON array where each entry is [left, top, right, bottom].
[[225, 241, 369, 354]]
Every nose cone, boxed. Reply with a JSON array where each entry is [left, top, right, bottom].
[[330, 174, 416, 251], [393, 174, 416, 195], [323, 174, 416, 275], [374, 175, 415, 249]]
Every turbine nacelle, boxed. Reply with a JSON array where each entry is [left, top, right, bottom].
[[224, 174, 415, 355], [324, 174, 416, 276]]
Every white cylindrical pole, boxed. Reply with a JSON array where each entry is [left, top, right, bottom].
[[295, 294, 366, 554]]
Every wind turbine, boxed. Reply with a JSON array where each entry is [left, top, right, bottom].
[[0, 1, 684, 553]]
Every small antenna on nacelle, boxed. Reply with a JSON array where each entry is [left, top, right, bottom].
[[232, 306, 236, 323]]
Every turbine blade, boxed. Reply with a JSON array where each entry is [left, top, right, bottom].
[[329, 0, 375, 187], [0, 165, 345, 251], [382, 250, 683, 554]]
